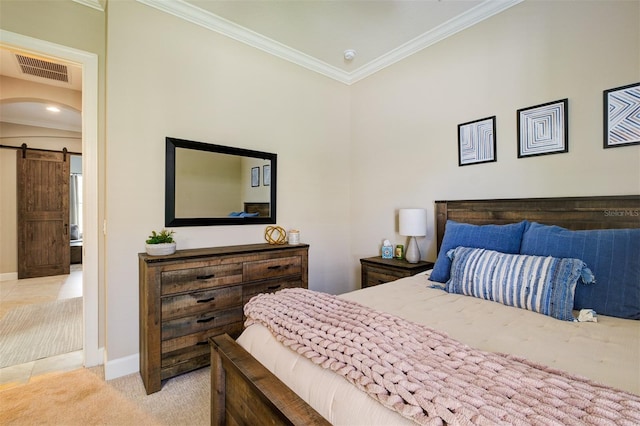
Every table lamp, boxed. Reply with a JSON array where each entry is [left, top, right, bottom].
[[399, 208, 427, 263]]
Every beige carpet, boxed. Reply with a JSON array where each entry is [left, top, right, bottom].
[[0, 368, 162, 425], [107, 367, 210, 426], [0, 297, 82, 368]]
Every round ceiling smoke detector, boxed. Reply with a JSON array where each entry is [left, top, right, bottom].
[[343, 49, 357, 61]]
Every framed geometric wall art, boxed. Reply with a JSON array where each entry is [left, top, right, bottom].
[[263, 164, 271, 186], [517, 99, 568, 158], [603, 82, 640, 149], [457, 116, 497, 166], [251, 167, 259, 187]]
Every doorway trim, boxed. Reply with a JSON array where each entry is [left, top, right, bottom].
[[1, 29, 101, 366]]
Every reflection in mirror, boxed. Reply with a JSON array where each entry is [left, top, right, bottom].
[[166, 137, 277, 226]]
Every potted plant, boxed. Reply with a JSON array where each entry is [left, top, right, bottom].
[[145, 229, 176, 256]]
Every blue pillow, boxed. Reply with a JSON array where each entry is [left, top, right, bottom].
[[520, 222, 640, 320], [228, 212, 259, 218], [430, 220, 528, 283], [447, 247, 594, 321]]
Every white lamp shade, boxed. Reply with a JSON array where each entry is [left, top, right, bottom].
[[399, 209, 427, 237]]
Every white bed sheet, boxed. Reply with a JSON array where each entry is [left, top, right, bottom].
[[237, 274, 640, 425]]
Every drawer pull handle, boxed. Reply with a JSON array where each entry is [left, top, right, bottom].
[[196, 274, 215, 280], [197, 316, 216, 323], [267, 284, 281, 290], [267, 265, 282, 270], [196, 296, 216, 303], [196, 341, 208, 346]]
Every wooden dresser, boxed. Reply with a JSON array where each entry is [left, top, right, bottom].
[[139, 243, 309, 394]]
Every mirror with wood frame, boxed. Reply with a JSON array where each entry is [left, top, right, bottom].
[[165, 137, 277, 226]]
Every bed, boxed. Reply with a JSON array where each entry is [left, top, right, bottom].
[[210, 195, 640, 425]]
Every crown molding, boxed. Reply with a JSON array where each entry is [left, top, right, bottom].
[[136, 0, 350, 83], [72, 0, 104, 12], [137, 0, 523, 85], [347, 0, 524, 84]]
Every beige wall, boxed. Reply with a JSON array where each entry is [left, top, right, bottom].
[[349, 0, 640, 286], [0, 0, 105, 55], [105, 0, 351, 362], [0, 75, 82, 110], [174, 152, 271, 217], [0, 148, 17, 275], [175, 149, 242, 217]]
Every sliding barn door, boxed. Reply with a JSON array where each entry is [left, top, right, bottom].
[[17, 149, 70, 278]]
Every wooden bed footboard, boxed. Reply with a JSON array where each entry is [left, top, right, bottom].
[[209, 334, 330, 426]]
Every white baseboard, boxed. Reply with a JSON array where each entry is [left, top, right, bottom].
[[104, 353, 139, 380], [0, 272, 18, 281]]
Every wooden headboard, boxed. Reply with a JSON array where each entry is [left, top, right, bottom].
[[244, 202, 270, 217], [435, 195, 640, 253]]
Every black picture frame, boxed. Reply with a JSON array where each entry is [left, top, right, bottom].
[[251, 167, 259, 187], [263, 164, 271, 186], [457, 116, 497, 166], [603, 82, 640, 149], [517, 98, 568, 158]]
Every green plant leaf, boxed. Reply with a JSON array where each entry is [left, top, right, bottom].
[[146, 229, 175, 244]]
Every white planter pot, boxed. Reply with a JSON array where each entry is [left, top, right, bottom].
[[145, 242, 176, 256]]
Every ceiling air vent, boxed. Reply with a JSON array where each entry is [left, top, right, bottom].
[[15, 53, 69, 83]]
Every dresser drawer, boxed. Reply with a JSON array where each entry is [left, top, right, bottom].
[[244, 256, 301, 282], [162, 286, 242, 320], [161, 306, 242, 340], [161, 263, 243, 295], [365, 267, 408, 287], [161, 345, 210, 381], [242, 279, 304, 304], [161, 322, 244, 355], [160, 322, 244, 380]]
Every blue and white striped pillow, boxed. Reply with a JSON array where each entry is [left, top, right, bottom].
[[446, 247, 594, 321]]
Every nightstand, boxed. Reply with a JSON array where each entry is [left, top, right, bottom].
[[360, 257, 434, 288]]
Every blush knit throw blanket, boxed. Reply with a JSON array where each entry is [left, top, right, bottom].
[[244, 288, 640, 426]]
